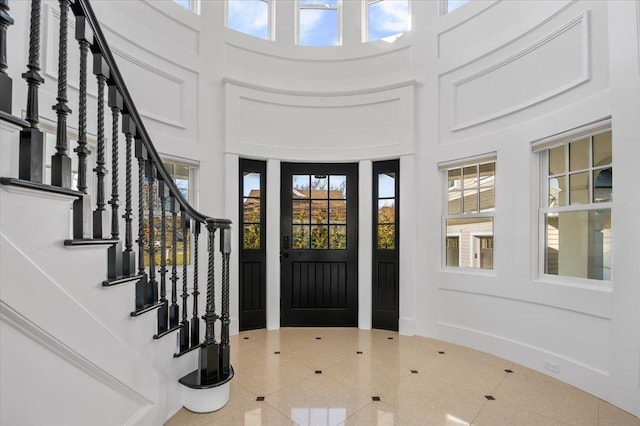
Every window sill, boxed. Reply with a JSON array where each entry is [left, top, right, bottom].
[[440, 266, 497, 278], [534, 275, 613, 293]]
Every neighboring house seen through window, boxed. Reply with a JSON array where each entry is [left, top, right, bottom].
[[442, 158, 495, 270]]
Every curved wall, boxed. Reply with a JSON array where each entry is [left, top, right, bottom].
[[7, 0, 639, 418]]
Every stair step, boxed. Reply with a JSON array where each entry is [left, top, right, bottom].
[[174, 343, 202, 358], [130, 301, 163, 317], [64, 238, 119, 247], [153, 324, 181, 340], [0, 177, 82, 198], [102, 274, 144, 287], [0, 111, 29, 128]]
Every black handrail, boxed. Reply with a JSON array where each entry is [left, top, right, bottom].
[[70, 0, 230, 229]]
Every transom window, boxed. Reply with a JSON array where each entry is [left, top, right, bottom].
[[227, 0, 272, 40], [298, 0, 340, 46], [442, 159, 495, 270], [538, 129, 612, 281], [366, 0, 410, 42]]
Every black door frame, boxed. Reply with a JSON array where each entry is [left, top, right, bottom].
[[239, 159, 267, 330], [280, 162, 359, 327], [372, 159, 399, 331]]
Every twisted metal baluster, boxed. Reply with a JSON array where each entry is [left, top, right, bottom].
[[156, 179, 168, 335], [108, 87, 122, 240], [134, 139, 148, 311], [220, 228, 231, 375], [121, 116, 136, 276], [74, 17, 91, 194], [191, 221, 200, 347], [93, 58, 109, 238], [178, 213, 190, 352], [146, 164, 158, 306], [51, 0, 72, 189], [19, 0, 45, 183], [169, 197, 179, 328], [204, 224, 218, 346]]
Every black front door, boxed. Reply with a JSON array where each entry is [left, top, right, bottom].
[[280, 163, 358, 326]]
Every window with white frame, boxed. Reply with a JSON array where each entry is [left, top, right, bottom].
[[443, 0, 470, 14], [227, 0, 272, 40], [298, 0, 340, 46], [535, 125, 612, 281], [366, 0, 410, 42], [142, 160, 198, 267], [442, 157, 495, 269], [173, 0, 200, 14]]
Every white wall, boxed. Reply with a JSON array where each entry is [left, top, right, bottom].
[[3, 0, 640, 421]]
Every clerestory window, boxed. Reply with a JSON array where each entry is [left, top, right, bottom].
[[366, 0, 410, 42], [227, 0, 273, 40], [298, 0, 340, 46], [173, 0, 200, 14]]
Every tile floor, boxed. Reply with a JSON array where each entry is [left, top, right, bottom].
[[166, 328, 640, 426]]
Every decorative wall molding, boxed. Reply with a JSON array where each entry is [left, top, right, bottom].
[[0, 300, 152, 407], [449, 11, 590, 132], [437, 0, 502, 56], [223, 77, 418, 97], [439, 0, 578, 71]]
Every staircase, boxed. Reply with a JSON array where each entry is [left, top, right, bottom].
[[0, 0, 233, 423]]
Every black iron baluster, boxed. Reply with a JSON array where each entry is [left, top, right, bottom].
[[51, 0, 72, 189], [93, 55, 109, 238], [134, 138, 148, 311], [121, 115, 136, 276], [156, 178, 169, 336], [145, 162, 158, 306], [0, 0, 14, 114], [74, 16, 91, 194], [19, 0, 44, 183], [190, 221, 200, 347], [219, 227, 231, 375], [107, 86, 123, 279], [199, 221, 219, 382], [169, 196, 180, 328], [178, 212, 190, 353]]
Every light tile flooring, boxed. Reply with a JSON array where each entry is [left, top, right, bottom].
[[166, 328, 640, 426]]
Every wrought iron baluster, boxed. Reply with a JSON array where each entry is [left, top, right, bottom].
[[156, 178, 169, 335], [0, 0, 14, 114], [169, 196, 180, 328], [19, 0, 44, 183], [191, 221, 201, 347], [51, 0, 72, 189], [121, 115, 136, 276], [106, 86, 123, 279], [178, 212, 191, 352], [93, 55, 109, 238], [146, 162, 158, 306], [220, 227, 231, 375], [74, 16, 91, 194], [199, 221, 219, 382], [134, 138, 148, 311]]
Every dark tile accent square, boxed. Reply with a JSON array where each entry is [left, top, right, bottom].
[[274, 351, 281, 355], [485, 395, 495, 400], [438, 351, 445, 354], [315, 370, 322, 374], [410, 370, 419, 374], [256, 396, 265, 401], [387, 337, 394, 340], [504, 369, 513, 373], [372, 396, 381, 401], [243, 337, 249, 340], [316, 337, 322, 340], [356, 351, 363, 354]]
